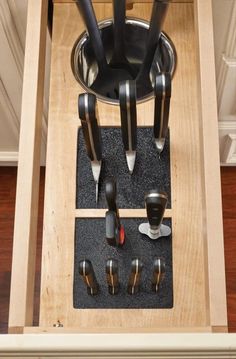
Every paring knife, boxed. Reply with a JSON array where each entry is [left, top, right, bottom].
[[78, 259, 99, 295], [106, 259, 120, 295], [78, 93, 102, 203], [105, 178, 125, 247], [138, 190, 171, 240], [154, 72, 171, 155], [151, 257, 165, 292], [119, 80, 137, 174], [127, 258, 143, 295]]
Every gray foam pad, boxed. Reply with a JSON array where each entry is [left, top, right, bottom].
[[74, 218, 173, 309], [76, 127, 171, 209]]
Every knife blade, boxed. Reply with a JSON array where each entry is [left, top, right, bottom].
[[106, 259, 120, 295], [154, 72, 171, 155], [151, 257, 165, 292], [78, 259, 99, 295], [119, 80, 137, 174], [78, 93, 102, 203], [127, 258, 143, 295]]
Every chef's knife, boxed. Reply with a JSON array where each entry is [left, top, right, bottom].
[[119, 80, 137, 174], [78, 93, 102, 203], [78, 259, 99, 295], [154, 72, 171, 154], [151, 257, 165, 292], [106, 259, 120, 295], [127, 258, 143, 295]]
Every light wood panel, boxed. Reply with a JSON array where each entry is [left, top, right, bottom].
[[8, 0, 48, 329], [37, 1, 223, 331], [194, 0, 227, 328]]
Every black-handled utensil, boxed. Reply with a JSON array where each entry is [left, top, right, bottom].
[[105, 178, 125, 247], [138, 190, 171, 239], [151, 257, 165, 292], [136, 0, 170, 98], [79, 259, 99, 295], [119, 80, 137, 174], [110, 0, 137, 78], [76, 0, 133, 99], [127, 258, 143, 295], [154, 72, 171, 155], [106, 259, 120, 295], [146, 190, 167, 231], [78, 93, 102, 203]]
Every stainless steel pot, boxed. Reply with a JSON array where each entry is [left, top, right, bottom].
[[71, 18, 177, 105]]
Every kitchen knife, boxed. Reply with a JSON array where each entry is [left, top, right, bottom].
[[106, 259, 120, 295], [78, 259, 99, 295], [138, 190, 171, 240], [135, 0, 171, 98], [78, 93, 102, 203], [127, 258, 143, 295], [105, 210, 125, 247], [151, 257, 165, 292], [154, 72, 171, 155], [105, 178, 126, 247], [119, 80, 137, 174]]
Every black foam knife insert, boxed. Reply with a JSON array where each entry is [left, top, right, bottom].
[[73, 218, 173, 309], [76, 127, 171, 209]]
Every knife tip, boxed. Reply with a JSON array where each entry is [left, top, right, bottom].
[[126, 151, 136, 175], [155, 138, 165, 155]]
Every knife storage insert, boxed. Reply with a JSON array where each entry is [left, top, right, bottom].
[[76, 127, 171, 209], [74, 218, 173, 309]]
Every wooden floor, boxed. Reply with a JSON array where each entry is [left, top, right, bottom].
[[0, 166, 235, 333]]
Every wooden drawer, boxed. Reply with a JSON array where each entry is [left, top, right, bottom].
[[8, 0, 227, 336]]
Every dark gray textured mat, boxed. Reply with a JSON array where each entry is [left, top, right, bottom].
[[76, 127, 171, 209], [74, 218, 173, 309]]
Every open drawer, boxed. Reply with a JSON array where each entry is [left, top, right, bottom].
[[8, 0, 228, 336]]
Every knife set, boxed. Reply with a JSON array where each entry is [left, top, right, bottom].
[[75, 0, 173, 305], [79, 257, 165, 296], [78, 72, 171, 203]]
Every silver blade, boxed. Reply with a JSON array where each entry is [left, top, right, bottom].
[[91, 160, 101, 203], [155, 138, 165, 155], [126, 150, 136, 174]]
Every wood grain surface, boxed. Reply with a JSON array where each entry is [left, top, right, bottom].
[[0, 167, 235, 333], [36, 0, 224, 331]]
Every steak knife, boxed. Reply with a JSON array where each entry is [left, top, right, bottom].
[[151, 257, 165, 292], [78, 93, 102, 203], [106, 259, 120, 295], [78, 259, 99, 295], [119, 80, 137, 174], [127, 258, 143, 295], [154, 72, 171, 155]]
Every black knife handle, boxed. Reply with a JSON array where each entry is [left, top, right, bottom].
[[78, 93, 102, 162], [106, 259, 120, 295], [127, 258, 143, 295], [151, 257, 165, 292], [76, 0, 108, 72], [154, 73, 171, 139], [137, 0, 170, 79], [105, 178, 118, 215], [119, 80, 137, 151], [112, 0, 126, 60], [145, 190, 168, 229], [78, 259, 99, 295], [105, 210, 121, 247]]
